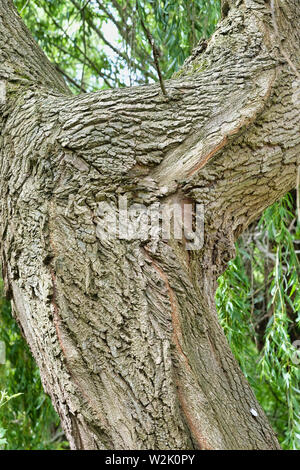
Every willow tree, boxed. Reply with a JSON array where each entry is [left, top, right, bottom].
[[0, 0, 299, 449]]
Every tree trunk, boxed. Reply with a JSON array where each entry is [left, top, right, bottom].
[[0, 0, 299, 449]]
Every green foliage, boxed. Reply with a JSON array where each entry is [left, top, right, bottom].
[[0, 281, 69, 450], [135, 0, 219, 77], [13, 0, 220, 91], [216, 194, 300, 449], [0, 391, 23, 449]]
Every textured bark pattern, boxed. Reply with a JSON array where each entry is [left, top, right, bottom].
[[0, 0, 299, 449]]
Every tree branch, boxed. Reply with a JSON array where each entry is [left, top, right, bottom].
[[55, 65, 87, 93], [136, 1, 167, 96], [69, 0, 156, 82]]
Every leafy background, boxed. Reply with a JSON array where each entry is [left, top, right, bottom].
[[0, 0, 299, 450]]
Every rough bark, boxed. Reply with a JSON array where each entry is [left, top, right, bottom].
[[0, 0, 299, 449]]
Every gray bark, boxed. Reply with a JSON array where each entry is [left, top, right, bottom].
[[0, 0, 299, 449]]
